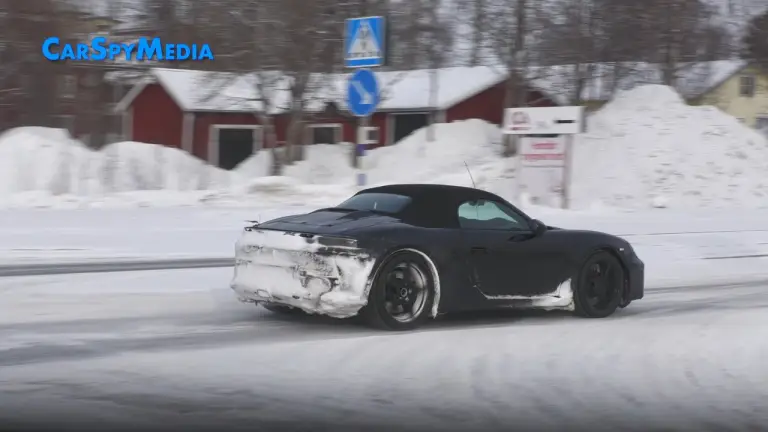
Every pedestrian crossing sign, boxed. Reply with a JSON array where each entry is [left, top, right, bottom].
[[344, 16, 386, 68]]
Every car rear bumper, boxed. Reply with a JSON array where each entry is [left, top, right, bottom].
[[230, 228, 376, 318]]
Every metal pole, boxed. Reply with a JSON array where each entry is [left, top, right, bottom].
[[561, 134, 573, 209], [357, 115, 369, 187]]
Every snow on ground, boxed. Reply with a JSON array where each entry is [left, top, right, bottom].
[[1, 268, 767, 430]]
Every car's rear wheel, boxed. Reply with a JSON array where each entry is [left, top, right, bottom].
[[360, 250, 436, 331], [573, 250, 624, 318]]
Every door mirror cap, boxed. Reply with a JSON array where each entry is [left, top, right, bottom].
[[531, 219, 547, 236]]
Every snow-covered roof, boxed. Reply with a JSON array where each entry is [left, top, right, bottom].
[[527, 60, 749, 105], [115, 66, 514, 114]]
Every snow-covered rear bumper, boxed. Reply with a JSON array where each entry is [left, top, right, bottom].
[[230, 228, 376, 318]]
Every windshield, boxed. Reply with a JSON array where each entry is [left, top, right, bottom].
[[336, 193, 412, 214]]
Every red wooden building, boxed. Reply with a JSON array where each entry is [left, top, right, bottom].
[[114, 67, 557, 170]]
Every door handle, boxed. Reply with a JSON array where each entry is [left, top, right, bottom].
[[470, 247, 488, 254]]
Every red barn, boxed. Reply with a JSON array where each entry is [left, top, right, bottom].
[[114, 67, 557, 170]]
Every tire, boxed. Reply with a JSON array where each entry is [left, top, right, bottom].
[[360, 250, 436, 331], [261, 303, 304, 315], [573, 250, 624, 318]]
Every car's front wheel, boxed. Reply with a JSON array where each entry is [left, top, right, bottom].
[[573, 250, 624, 318], [360, 250, 436, 331]]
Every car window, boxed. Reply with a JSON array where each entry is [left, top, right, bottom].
[[458, 200, 527, 230], [336, 193, 412, 214]]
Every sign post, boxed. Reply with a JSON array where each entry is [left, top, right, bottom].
[[344, 16, 386, 187], [502, 106, 585, 209]]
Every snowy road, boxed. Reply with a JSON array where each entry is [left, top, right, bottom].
[[2, 268, 768, 431]]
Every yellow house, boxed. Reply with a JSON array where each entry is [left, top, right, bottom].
[[530, 60, 768, 129], [690, 63, 768, 129]]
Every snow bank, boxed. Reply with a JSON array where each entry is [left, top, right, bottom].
[[365, 119, 503, 185], [0, 127, 243, 207], [233, 119, 512, 198], [572, 85, 768, 209], [262, 143, 357, 185]]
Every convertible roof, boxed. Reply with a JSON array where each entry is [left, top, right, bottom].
[[360, 183, 502, 202], [357, 184, 507, 228]]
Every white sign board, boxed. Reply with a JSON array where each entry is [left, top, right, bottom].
[[503, 106, 585, 135], [517, 136, 568, 206]]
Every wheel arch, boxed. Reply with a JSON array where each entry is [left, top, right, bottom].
[[582, 245, 631, 304], [364, 245, 442, 318]]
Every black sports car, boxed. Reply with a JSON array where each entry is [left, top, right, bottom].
[[231, 184, 644, 331]]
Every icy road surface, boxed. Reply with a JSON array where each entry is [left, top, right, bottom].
[[1, 268, 768, 431]]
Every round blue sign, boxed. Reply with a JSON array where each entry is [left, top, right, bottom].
[[346, 69, 380, 117]]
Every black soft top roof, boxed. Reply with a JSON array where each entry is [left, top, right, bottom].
[[359, 183, 502, 202], [355, 184, 514, 228]]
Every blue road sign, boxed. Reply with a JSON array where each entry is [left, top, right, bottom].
[[346, 69, 380, 117], [344, 16, 385, 68]]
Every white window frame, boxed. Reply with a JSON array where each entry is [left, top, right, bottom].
[[59, 75, 77, 99], [739, 75, 755, 97], [306, 123, 343, 144], [360, 126, 379, 145], [208, 124, 264, 167]]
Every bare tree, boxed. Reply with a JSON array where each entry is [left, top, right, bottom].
[[0, 0, 69, 131], [480, 0, 548, 155], [534, 0, 612, 105], [196, 1, 343, 174], [744, 7, 768, 63], [405, 0, 454, 142]]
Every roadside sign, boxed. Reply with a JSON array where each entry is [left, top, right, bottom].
[[519, 136, 566, 167], [344, 17, 386, 68], [503, 106, 585, 135], [502, 106, 584, 209], [346, 69, 380, 117]]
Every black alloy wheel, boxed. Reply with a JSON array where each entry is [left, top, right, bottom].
[[573, 251, 624, 318], [361, 250, 436, 331]]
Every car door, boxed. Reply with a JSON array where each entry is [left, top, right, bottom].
[[457, 199, 568, 298]]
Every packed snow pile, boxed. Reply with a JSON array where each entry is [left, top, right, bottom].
[[231, 119, 514, 202], [236, 143, 357, 185], [572, 85, 768, 209], [235, 119, 508, 188], [364, 119, 505, 186], [229, 119, 510, 206], [0, 128, 240, 205]]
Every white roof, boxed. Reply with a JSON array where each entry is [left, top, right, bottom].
[[115, 66, 512, 114], [526, 60, 748, 105]]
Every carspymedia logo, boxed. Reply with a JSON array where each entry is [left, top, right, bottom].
[[42, 37, 214, 62]]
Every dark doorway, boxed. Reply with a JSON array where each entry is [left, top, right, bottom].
[[218, 128, 255, 170], [309, 125, 340, 144], [392, 113, 429, 144]]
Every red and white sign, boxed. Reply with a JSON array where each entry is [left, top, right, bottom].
[[519, 136, 566, 167], [503, 106, 585, 135]]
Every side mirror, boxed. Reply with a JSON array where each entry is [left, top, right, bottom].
[[531, 219, 547, 237]]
